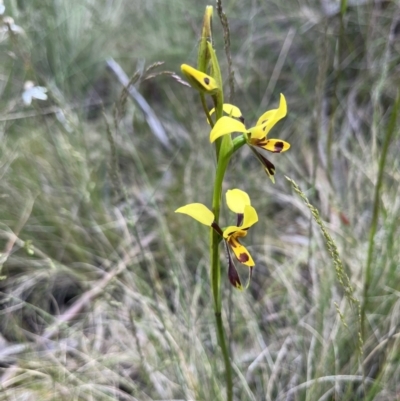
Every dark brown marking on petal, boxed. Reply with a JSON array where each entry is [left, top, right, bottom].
[[236, 213, 244, 227], [211, 222, 223, 236], [223, 241, 242, 289], [239, 116, 245, 124], [239, 253, 249, 263], [229, 241, 238, 248], [226, 248, 242, 288], [273, 141, 284, 153], [258, 153, 276, 176], [249, 146, 276, 178], [204, 77, 210, 85], [264, 165, 275, 176], [227, 231, 236, 238], [228, 267, 242, 289]]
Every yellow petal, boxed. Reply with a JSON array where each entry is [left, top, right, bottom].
[[222, 104, 242, 118], [242, 205, 258, 229], [250, 120, 279, 140], [252, 94, 287, 140], [256, 93, 287, 127], [255, 109, 276, 125], [209, 116, 247, 143], [225, 189, 250, 213], [175, 203, 214, 226], [257, 139, 291, 153], [247, 121, 268, 140], [181, 64, 219, 94], [223, 226, 245, 239], [210, 104, 242, 117], [228, 237, 255, 267], [208, 104, 243, 125]]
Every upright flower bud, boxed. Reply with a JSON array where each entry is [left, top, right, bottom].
[[207, 41, 224, 121], [197, 5, 213, 73]]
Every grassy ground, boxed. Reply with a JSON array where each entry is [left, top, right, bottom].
[[1, 0, 400, 400]]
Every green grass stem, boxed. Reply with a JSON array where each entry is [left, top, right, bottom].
[[361, 92, 400, 341]]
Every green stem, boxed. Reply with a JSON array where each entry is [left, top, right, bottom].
[[210, 153, 228, 310], [215, 311, 233, 401], [200, 93, 214, 127], [212, 93, 224, 160], [210, 136, 246, 401], [210, 153, 231, 401], [232, 135, 247, 152], [361, 92, 400, 339]]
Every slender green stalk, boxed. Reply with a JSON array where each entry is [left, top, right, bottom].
[[361, 92, 400, 339], [215, 311, 232, 400], [210, 147, 232, 401], [200, 93, 214, 127], [210, 137, 246, 310], [210, 137, 246, 401], [210, 152, 228, 310]]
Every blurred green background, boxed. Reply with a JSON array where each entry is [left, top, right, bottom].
[[1, 0, 400, 400]]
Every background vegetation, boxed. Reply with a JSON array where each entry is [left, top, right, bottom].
[[1, 0, 399, 400]]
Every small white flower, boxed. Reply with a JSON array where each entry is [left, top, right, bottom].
[[0, 0, 5, 16], [22, 81, 48, 105], [1, 17, 24, 35]]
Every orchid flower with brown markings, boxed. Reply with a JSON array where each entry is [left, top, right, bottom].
[[209, 94, 290, 182], [175, 189, 258, 289]]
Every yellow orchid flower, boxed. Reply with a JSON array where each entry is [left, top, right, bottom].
[[209, 94, 290, 181], [175, 189, 258, 289], [181, 64, 219, 95], [220, 196, 258, 269]]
